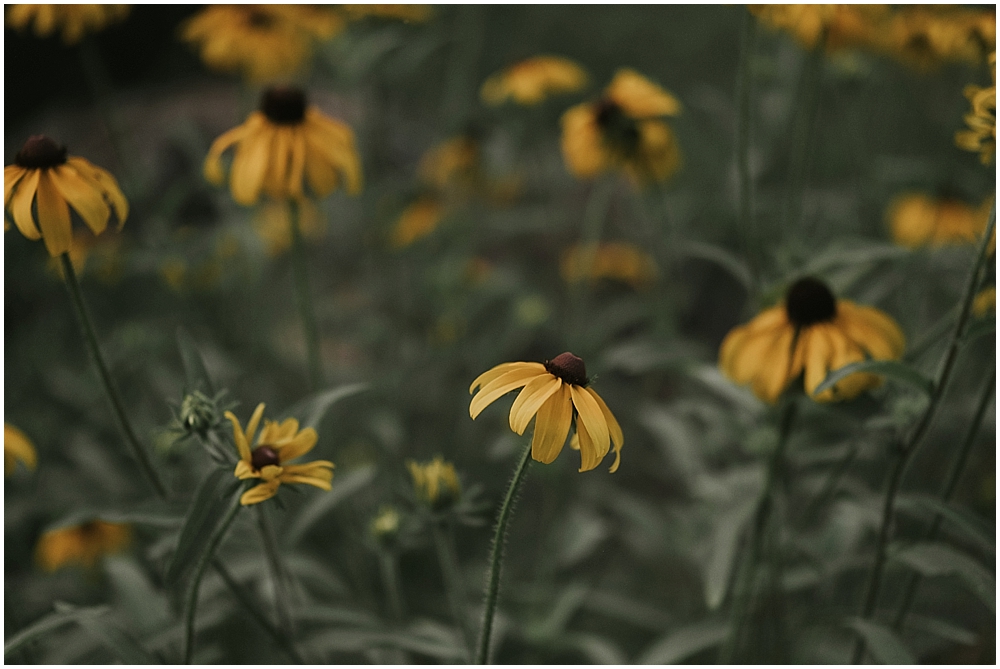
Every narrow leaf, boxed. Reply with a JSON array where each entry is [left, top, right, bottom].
[[814, 360, 933, 397], [165, 467, 238, 585], [681, 242, 753, 291], [4, 604, 110, 656], [891, 542, 995, 613], [905, 614, 977, 646], [56, 603, 156, 664], [637, 620, 729, 664], [284, 465, 376, 544], [704, 503, 754, 609], [895, 494, 995, 557], [963, 317, 995, 344], [843, 618, 916, 665], [176, 327, 215, 395], [281, 383, 369, 429], [801, 243, 909, 274]]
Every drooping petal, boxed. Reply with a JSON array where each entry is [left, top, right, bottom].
[[304, 136, 340, 196], [530, 385, 573, 464], [66, 157, 128, 227], [10, 169, 42, 240], [837, 301, 906, 359], [35, 171, 73, 257], [469, 362, 544, 394], [570, 385, 610, 461], [728, 323, 787, 386], [49, 165, 110, 236], [813, 325, 875, 402], [263, 127, 291, 199], [802, 324, 834, 396], [287, 129, 307, 199], [575, 420, 600, 472], [240, 480, 281, 505], [509, 375, 562, 435], [585, 387, 624, 472], [4, 165, 26, 208], [259, 464, 283, 481], [470, 367, 545, 419], [204, 120, 256, 185], [753, 324, 796, 404], [230, 125, 273, 205], [276, 427, 318, 462]]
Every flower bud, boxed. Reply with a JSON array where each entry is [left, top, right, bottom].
[[179, 391, 220, 436]]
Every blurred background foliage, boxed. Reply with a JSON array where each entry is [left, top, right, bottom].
[[4, 4, 996, 664]]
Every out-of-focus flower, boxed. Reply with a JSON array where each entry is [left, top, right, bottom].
[[226, 403, 334, 505], [5, 135, 128, 258], [887, 194, 992, 248], [5, 423, 37, 476], [481, 55, 588, 106], [371, 505, 401, 538], [749, 4, 888, 51], [470, 352, 624, 472], [391, 197, 445, 248], [956, 53, 996, 165], [6, 4, 128, 44], [254, 199, 326, 255], [418, 135, 480, 192], [35, 520, 130, 571], [181, 5, 344, 83], [204, 86, 362, 206], [407, 456, 462, 510], [342, 4, 433, 23], [882, 6, 995, 70], [973, 286, 996, 317], [560, 242, 658, 288], [561, 69, 682, 187], [49, 229, 124, 284], [719, 277, 906, 404]]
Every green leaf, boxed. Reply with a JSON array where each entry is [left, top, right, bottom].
[[800, 243, 909, 275], [891, 542, 995, 613], [813, 359, 933, 398], [284, 465, 376, 545], [843, 618, 916, 665], [963, 317, 995, 344], [176, 327, 215, 395], [704, 503, 755, 609], [637, 620, 729, 664], [905, 614, 977, 646], [895, 494, 995, 557], [681, 242, 753, 292], [55, 603, 157, 664], [4, 603, 110, 657], [560, 632, 627, 664], [281, 383, 369, 429], [165, 467, 240, 585]]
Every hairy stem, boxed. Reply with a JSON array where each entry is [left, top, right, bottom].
[[288, 199, 323, 391]]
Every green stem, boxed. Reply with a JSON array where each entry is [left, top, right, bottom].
[[183, 496, 241, 664], [569, 178, 616, 351], [735, 8, 760, 298], [784, 39, 823, 239], [432, 520, 474, 660], [475, 441, 533, 665], [288, 199, 323, 391], [211, 558, 305, 664], [851, 205, 995, 664], [891, 367, 995, 631], [718, 398, 796, 664], [60, 254, 168, 499], [378, 551, 405, 622], [256, 505, 296, 642]]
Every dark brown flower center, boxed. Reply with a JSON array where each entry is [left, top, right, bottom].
[[595, 99, 640, 157], [544, 352, 589, 386], [15, 135, 67, 169], [785, 277, 837, 327], [251, 446, 281, 470], [261, 87, 306, 125], [246, 8, 276, 29]]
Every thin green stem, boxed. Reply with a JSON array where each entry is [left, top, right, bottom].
[[891, 367, 995, 631], [211, 558, 305, 664], [288, 199, 323, 391], [256, 506, 296, 642], [851, 205, 995, 663], [475, 441, 533, 665], [183, 496, 241, 664], [378, 551, 405, 622], [432, 519, 474, 660], [60, 254, 168, 499], [735, 8, 760, 298], [784, 39, 823, 239], [718, 399, 796, 664], [569, 178, 616, 351]]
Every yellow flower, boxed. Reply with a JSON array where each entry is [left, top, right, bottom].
[[749, 5, 888, 51], [4, 135, 128, 258], [5, 423, 37, 476], [342, 4, 433, 23], [418, 135, 480, 191], [470, 352, 624, 473], [956, 52, 996, 165], [204, 86, 362, 206], [882, 6, 995, 70], [973, 286, 996, 317], [226, 403, 334, 506], [887, 194, 992, 248], [561, 68, 682, 186], [407, 456, 461, 509], [35, 520, 130, 571], [560, 242, 658, 289], [391, 197, 445, 248], [6, 4, 128, 44], [481, 55, 588, 106], [253, 199, 326, 255], [719, 277, 906, 404], [181, 5, 344, 83]]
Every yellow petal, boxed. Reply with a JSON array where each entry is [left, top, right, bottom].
[[36, 171, 73, 257], [4, 423, 37, 475], [470, 362, 544, 394], [753, 324, 796, 404], [570, 385, 610, 461], [585, 388, 624, 472], [259, 464, 284, 481], [9, 168, 42, 241], [49, 165, 110, 236], [470, 367, 545, 419], [287, 130, 307, 199], [509, 375, 562, 435], [575, 420, 600, 472], [230, 125, 273, 205], [304, 136, 340, 196], [225, 410, 251, 462], [204, 120, 256, 185], [234, 459, 257, 480], [530, 385, 573, 464], [802, 324, 834, 396], [607, 68, 682, 118], [276, 427, 318, 462], [241, 481, 281, 505], [263, 127, 291, 200], [66, 157, 128, 227], [245, 403, 266, 448], [4, 165, 26, 208], [837, 301, 906, 360], [279, 474, 332, 490]]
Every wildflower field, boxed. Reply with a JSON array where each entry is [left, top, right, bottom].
[[4, 4, 997, 665]]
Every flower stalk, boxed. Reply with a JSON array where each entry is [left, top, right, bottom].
[[256, 505, 296, 643], [288, 199, 324, 391], [735, 8, 760, 297], [60, 253, 168, 499], [475, 441, 533, 664]]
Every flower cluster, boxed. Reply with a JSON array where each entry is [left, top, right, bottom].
[[888, 194, 993, 249], [6, 4, 129, 44], [956, 52, 996, 165]]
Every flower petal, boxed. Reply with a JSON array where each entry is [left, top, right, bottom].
[[35, 171, 73, 257], [234, 459, 257, 480], [49, 165, 110, 236], [585, 387, 624, 472], [204, 120, 256, 185], [469, 362, 544, 394], [287, 130, 307, 199], [66, 157, 128, 227], [276, 427, 318, 462], [530, 385, 572, 464], [9, 168, 41, 240], [259, 464, 283, 481], [753, 324, 796, 404], [802, 324, 834, 396], [575, 420, 600, 472], [4, 165, 26, 208], [240, 480, 281, 505], [225, 410, 252, 462], [509, 375, 562, 435], [837, 301, 906, 360], [570, 384, 610, 461], [230, 124, 273, 205], [245, 403, 265, 448], [470, 367, 545, 419]]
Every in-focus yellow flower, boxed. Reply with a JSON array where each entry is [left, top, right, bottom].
[[6, 4, 128, 44], [5, 135, 128, 258], [391, 197, 445, 248], [35, 520, 130, 571], [973, 286, 996, 317], [181, 5, 344, 83], [956, 52, 996, 165], [749, 4, 888, 51], [470, 352, 624, 473], [342, 4, 433, 23], [407, 456, 462, 510], [720, 277, 906, 404], [561, 69, 682, 186], [204, 86, 362, 206], [418, 135, 480, 192], [481, 55, 588, 106], [254, 199, 326, 255], [887, 194, 992, 248], [560, 242, 658, 289], [5, 423, 37, 476], [226, 403, 334, 506]]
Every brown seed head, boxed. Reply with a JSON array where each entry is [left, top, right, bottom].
[[15, 135, 68, 169], [261, 86, 307, 125], [785, 277, 837, 327], [544, 352, 589, 386], [251, 446, 281, 470]]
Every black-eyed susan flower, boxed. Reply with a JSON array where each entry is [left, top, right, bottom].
[[882, 6, 995, 70], [204, 86, 362, 206], [561, 69, 682, 187], [342, 4, 433, 23], [470, 352, 624, 473], [6, 4, 128, 44], [481, 55, 588, 106], [4, 423, 37, 476], [391, 196, 445, 248], [254, 199, 325, 255], [749, 4, 887, 51], [560, 242, 658, 289], [35, 520, 130, 571], [181, 5, 344, 83], [408, 456, 462, 510], [887, 193, 992, 248], [226, 403, 334, 506], [719, 277, 906, 404], [5, 135, 128, 258], [956, 53, 996, 165]]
